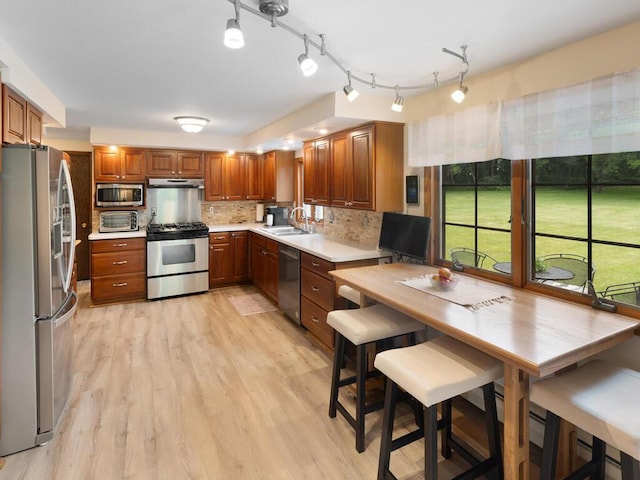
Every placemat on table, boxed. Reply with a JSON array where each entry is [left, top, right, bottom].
[[400, 276, 511, 310]]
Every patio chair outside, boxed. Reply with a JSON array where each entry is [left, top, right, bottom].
[[450, 247, 497, 269], [600, 281, 640, 306], [539, 253, 595, 287]]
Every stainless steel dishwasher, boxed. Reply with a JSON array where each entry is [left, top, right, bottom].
[[278, 245, 300, 324]]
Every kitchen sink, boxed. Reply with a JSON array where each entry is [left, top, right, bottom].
[[260, 226, 307, 236]]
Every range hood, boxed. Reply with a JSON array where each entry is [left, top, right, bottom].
[[148, 178, 204, 188]]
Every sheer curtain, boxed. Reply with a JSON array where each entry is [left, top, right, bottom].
[[502, 68, 640, 159], [408, 102, 502, 167], [408, 68, 640, 166]]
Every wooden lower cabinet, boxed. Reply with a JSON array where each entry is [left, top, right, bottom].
[[300, 252, 379, 349], [249, 232, 278, 303], [209, 231, 248, 287], [90, 237, 146, 304]]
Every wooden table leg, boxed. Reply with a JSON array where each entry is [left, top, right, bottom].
[[503, 364, 530, 480]]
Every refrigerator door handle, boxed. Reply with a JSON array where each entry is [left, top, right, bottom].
[[58, 159, 77, 294]]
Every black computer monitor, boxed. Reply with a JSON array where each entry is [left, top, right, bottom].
[[378, 212, 431, 262]]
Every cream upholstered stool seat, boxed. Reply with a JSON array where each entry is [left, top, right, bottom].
[[338, 284, 362, 307], [327, 303, 426, 453], [375, 335, 504, 480], [531, 359, 640, 480]]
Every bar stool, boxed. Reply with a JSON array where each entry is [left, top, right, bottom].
[[531, 359, 640, 480], [338, 284, 362, 307], [327, 304, 426, 453], [375, 335, 504, 480]]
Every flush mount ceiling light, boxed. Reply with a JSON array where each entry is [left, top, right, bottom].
[[174, 116, 209, 133], [391, 85, 404, 112], [298, 34, 318, 77], [224, 0, 244, 49], [343, 71, 359, 102], [223, 1, 472, 105]]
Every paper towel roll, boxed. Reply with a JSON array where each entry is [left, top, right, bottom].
[[256, 204, 265, 222]]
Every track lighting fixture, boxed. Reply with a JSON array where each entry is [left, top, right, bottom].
[[298, 34, 318, 76], [443, 45, 469, 103], [391, 85, 404, 112], [174, 116, 209, 133], [224, 1, 473, 106], [224, 0, 244, 49], [343, 71, 359, 102]]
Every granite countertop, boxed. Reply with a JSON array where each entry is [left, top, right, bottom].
[[89, 222, 388, 263]]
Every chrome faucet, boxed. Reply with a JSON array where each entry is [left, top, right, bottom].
[[289, 206, 309, 231]]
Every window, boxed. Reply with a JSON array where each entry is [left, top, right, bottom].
[[441, 159, 511, 271], [437, 153, 640, 308], [531, 153, 640, 302]]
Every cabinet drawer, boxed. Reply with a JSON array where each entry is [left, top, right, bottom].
[[301, 296, 334, 348], [91, 237, 145, 254], [91, 250, 146, 276], [266, 237, 279, 254], [91, 272, 146, 303], [209, 232, 230, 244], [301, 252, 334, 279], [301, 268, 334, 311]]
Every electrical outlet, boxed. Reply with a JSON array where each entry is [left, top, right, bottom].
[[209, 206, 214, 214], [151, 207, 157, 216]]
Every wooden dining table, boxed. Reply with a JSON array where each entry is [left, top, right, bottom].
[[330, 263, 640, 480]]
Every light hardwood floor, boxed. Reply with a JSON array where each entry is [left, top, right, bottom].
[[0, 282, 499, 480]]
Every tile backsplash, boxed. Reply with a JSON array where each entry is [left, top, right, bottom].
[[93, 201, 383, 250]]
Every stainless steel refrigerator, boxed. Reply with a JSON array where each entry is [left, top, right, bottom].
[[1, 144, 78, 456]]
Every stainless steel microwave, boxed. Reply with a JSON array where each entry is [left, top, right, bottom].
[[99, 211, 139, 233], [96, 183, 144, 207]]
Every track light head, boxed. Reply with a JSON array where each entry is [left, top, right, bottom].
[[298, 34, 318, 76], [298, 54, 318, 76], [451, 85, 468, 103], [343, 71, 359, 101], [391, 85, 404, 112], [224, 18, 244, 49]]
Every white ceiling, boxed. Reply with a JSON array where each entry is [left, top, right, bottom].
[[1, 0, 640, 151]]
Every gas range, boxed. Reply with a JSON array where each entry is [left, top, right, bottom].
[[146, 222, 209, 241]]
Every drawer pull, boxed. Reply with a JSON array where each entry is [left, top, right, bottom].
[[311, 261, 320, 267], [311, 286, 320, 292], [311, 316, 320, 323], [112, 260, 128, 265], [113, 243, 128, 247], [214, 236, 225, 240], [112, 282, 128, 288]]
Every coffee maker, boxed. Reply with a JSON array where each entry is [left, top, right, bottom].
[[265, 206, 289, 226]]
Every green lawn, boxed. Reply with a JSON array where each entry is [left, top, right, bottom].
[[443, 186, 640, 293]]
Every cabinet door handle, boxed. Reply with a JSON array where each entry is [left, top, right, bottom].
[[112, 243, 128, 247], [311, 286, 320, 292], [112, 260, 128, 265], [112, 282, 128, 288], [311, 261, 320, 267], [311, 316, 320, 323]]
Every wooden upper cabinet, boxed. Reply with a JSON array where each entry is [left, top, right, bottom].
[[329, 133, 349, 207], [26, 103, 42, 145], [308, 121, 404, 212], [224, 154, 246, 200], [303, 139, 330, 206], [204, 152, 224, 201], [261, 153, 275, 201], [147, 150, 203, 178], [204, 152, 247, 201], [3, 84, 27, 144], [147, 150, 177, 177], [303, 142, 315, 205], [349, 126, 374, 210], [245, 153, 262, 200], [177, 151, 204, 177], [94, 147, 145, 182]]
